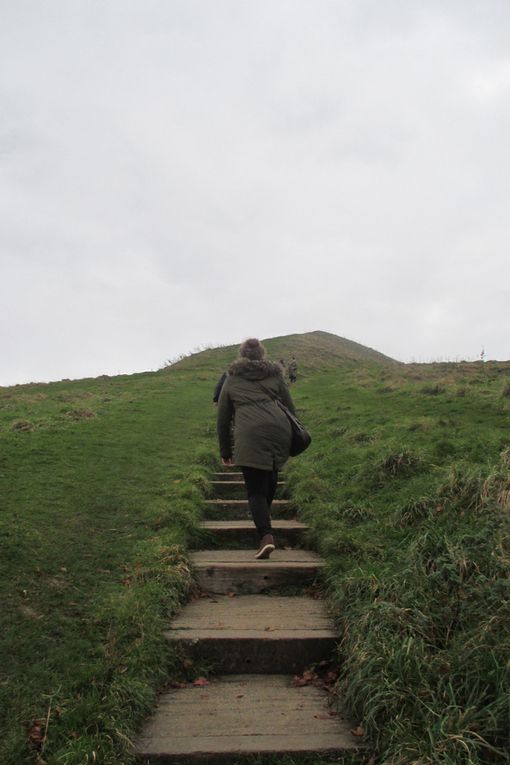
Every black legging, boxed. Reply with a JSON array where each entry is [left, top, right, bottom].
[[240, 466, 278, 539]]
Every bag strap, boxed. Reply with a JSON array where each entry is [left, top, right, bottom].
[[254, 380, 279, 404]]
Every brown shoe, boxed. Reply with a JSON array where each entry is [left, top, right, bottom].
[[255, 534, 275, 560]]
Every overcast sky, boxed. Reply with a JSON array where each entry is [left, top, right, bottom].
[[1, 1, 509, 385]]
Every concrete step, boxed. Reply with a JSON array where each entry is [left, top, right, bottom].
[[196, 520, 309, 549], [136, 674, 359, 763], [210, 480, 286, 499], [192, 549, 325, 594], [165, 595, 336, 673], [202, 499, 295, 520]]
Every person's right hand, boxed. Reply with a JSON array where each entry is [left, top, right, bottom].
[[221, 457, 235, 467]]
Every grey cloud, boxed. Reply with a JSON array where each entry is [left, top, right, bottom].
[[1, 1, 509, 384]]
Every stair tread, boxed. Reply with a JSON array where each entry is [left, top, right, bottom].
[[200, 520, 308, 530], [192, 549, 323, 565], [168, 595, 335, 633], [204, 499, 290, 505], [168, 628, 336, 640], [211, 480, 285, 486], [136, 675, 358, 757]]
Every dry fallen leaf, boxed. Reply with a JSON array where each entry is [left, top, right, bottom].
[[193, 677, 209, 687], [292, 668, 318, 686], [227, 592, 237, 598], [28, 720, 45, 748], [350, 725, 365, 737]]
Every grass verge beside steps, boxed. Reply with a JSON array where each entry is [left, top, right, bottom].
[[0, 371, 216, 765], [286, 362, 510, 765]]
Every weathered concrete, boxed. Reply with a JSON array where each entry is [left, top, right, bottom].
[[197, 519, 309, 548], [202, 499, 295, 520], [192, 549, 324, 594], [165, 595, 336, 673], [136, 675, 359, 763]]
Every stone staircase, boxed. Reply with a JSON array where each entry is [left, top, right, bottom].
[[136, 470, 359, 762]]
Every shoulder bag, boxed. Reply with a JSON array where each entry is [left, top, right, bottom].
[[274, 399, 312, 456], [256, 381, 312, 457]]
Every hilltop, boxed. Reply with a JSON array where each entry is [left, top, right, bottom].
[[165, 330, 398, 374]]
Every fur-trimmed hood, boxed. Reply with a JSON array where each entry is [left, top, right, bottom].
[[228, 358, 283, 381]]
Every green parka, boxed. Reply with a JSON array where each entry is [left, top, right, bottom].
[[217, 358, 296, 471]]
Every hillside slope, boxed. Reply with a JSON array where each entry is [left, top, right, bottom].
[[2, 335, 510, 764]]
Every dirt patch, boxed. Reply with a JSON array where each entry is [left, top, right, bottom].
[[10, 420, 35, 432], [18, 605, 44, 620], [65, 408, 96, 420]]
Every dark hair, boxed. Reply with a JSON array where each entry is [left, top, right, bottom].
[[239, 338, 265, 361]]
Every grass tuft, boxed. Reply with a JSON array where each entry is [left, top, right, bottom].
[[501, 382, 510, 397], [421, 383, 446, 395], [359, 447, 425, 487]]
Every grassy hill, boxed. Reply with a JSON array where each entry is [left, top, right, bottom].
[[1, 332, 510, 764], [167, 329, 398, 373]]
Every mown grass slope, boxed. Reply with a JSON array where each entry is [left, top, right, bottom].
[[2, 332, 510, 765]]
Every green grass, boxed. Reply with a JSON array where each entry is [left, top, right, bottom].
[[2, 337, 510, 765], [0, 370, 218, 764], [286, 360, 510, 764]]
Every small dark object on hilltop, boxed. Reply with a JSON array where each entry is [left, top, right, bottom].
[[288, 356, 298, 384], [212, 372, 227, 404]]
